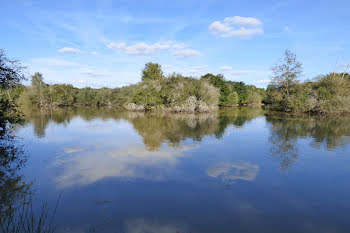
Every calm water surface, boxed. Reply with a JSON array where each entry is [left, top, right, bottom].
[[8, 107, 350, 232]]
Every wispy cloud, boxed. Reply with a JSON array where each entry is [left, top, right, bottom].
[[174, 49, 200, 58], [58, 47, 82, 53], [256, 79, 271, 84], [107, 42, 170, 55], [220, 66, 232, 71], [209, 16, 263, 38], [107, 41, 187, 55]]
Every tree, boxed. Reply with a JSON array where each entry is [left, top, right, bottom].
[[0, 50, 29, 222], [141, 62, 164, 81], [31, 72, 44, 88], [271, 49, 303, 96], [226, 91, 239, 106], [51, 84, 76, 106], [230, 81, 248, 104], [0, 49, 26, 102], [31, 72, 46, 106], [200, 73, 230, 105], [0, 49, 26, 90]]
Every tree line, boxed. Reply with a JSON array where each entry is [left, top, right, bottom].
[[3, 62, 266, 112], [2, 49, 350, 113]]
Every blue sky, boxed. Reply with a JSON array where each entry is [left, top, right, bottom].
[[1, 0, 349, 88]]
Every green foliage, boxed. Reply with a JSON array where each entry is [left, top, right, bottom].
[[75, 88, 98, 106], [0, 49, 26, 90], [266, 50, 350, 113], [246, 85, 263, 105], [50, 84, 76, 106], [201, 74, 234, 106], [271, 49, 303, 97], [226, 91, 239, 106], [130, 80, 164, 109], [128, 73, 220, 112], [12, 62, 267, 111], [141, 62, 164, 81], [267, 72, 350, 113], [201, 74, 265, 106], [230, 81, 248, 104]]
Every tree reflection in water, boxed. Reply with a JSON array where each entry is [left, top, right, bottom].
[[20, 107, 350, 172], [266, 113, 350, 170], [0, 110, 59, 233], [0, 113, 31, 230]]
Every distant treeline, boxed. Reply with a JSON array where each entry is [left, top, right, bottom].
[[2, 62, 266, 112], [2, 49, 350, 114]]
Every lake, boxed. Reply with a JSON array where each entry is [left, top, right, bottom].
[[5, 107, 350, 233]]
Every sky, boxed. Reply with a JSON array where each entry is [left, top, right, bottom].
[[1, 0, 350, 88]]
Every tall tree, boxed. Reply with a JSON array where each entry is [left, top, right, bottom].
[[271, 50, 303, 96], [31, 72, 46, 106], [141, 62, 164, 81]]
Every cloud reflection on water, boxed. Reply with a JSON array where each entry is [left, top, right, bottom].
[[207, 161, 259, 183], [56, 144, 198, 188]]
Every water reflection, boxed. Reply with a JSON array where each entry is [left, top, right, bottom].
[[0, 116, 34, 231], [22, 107, 264, 150], [21, 107, 350, 172], [12, 107, 350, 232], [125, 218, 188, 233], [0, 123, 29, 215], [266, 113, 350, 170], [56, 144, 198, 188], [207, 161, 259, 184]]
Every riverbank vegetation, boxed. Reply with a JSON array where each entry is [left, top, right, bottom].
[[1, 48, 350, 114], [2, 61, 266, 112], [265, 50, 350, 114]]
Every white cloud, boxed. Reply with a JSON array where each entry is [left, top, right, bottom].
[[224, 16, 262, 27], [174, 49, 201, 58], [209, 16, 263, 38], [107, 41, 195, 56], [256, 79, 271, 84], [91, 51, 98, 56], [220, 66, 232, 71], [193, 65, 208, 69], [107, 42, 173, 55], [172, 42, 187, 49], [58, 47, 82, 53]]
